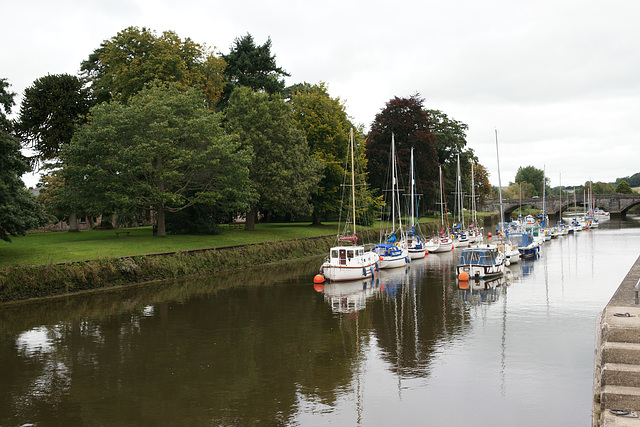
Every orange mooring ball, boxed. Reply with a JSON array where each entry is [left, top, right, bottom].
[[313, 274, 325, 284], [458, 272, 470, 281], [487, 232, 492, 238]]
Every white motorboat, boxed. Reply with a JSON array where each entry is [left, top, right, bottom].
[[456, 246, 506, 280]]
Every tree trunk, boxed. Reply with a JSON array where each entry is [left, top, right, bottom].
[[68, 212, 79, 232], [312, 210, 321, 226], [156, 205, 166, 237], [245, 208, 256, 231]]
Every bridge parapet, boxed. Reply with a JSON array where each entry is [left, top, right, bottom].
[[478, 194, 640, 216]]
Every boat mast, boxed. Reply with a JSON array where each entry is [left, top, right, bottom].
[[542, 165, 546, 226], [456, 153, 464, 229], [470, 162, 477, 227], [559, 173, 562, 224], [494, 129, 505, 234], [410, 147, 415, 229], [391, 133, 397, 233], [439, 165, 444, 232], [350, 128, 357, 236]]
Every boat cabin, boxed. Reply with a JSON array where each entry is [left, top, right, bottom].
[[459, 248, 499, 266], [330, 246, 366, 266]]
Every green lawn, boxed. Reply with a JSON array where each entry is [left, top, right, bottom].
[[0, 223, 343, 267]]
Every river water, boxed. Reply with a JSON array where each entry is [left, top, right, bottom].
[[1, 217, 639, 426]]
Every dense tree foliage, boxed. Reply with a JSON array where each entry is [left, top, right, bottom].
[[224, 86, 322, 230], [64, 83, 253, 237], [472, 162, 492, 203], [81, 27, 226, 107], [0, 79, 51, 241], [616, 172, 640, 188], [587, 181, 615, 194], [366, 94, 439, 211]]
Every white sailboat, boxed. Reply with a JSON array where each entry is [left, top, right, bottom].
[[425, 165, 454, 253], [492, 129, 522, 264], [319, 129, 379, 282], [452, 153, 470, 247], [466, 162, 484, 243], [373, 133, 410, 269], [405, 147, 427, 259]]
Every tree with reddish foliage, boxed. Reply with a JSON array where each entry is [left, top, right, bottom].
[[365, 94, 439, 212]]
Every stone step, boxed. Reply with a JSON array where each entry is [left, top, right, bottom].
[[604, 342, 640, 366], [603, 308, 640, 344], [601, 385, 640, 413], [601, 409, 640, 426], [604, 364, 640, 388]]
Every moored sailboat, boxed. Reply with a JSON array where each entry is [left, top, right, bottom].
[[319, 129, 379, 282], [373, 133, 410, 269], [405, 147, 427, 259], [425, 165, 454, 253]]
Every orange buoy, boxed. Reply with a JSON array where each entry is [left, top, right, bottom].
[[458, 272, 470, 281], [313, 274, 325, 284], [379, 256, 384, 261], [487, 232, 492, 238]]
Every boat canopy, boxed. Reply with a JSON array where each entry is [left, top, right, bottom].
[[458, 248, 498, 266], [507, 232, 534, 247], [373, 243, 403, 257]]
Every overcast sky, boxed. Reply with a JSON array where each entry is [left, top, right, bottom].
[[3, 0, 639, 188]]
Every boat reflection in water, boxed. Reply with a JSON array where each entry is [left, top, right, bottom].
[[317, 276, 381, 313], [458, 270, 511, 305], [510, 257, 536, 279]]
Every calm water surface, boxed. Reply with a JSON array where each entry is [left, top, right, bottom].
[[1, 217, 640, 426]]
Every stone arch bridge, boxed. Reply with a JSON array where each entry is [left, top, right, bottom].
[[478, 194, 640, 217]]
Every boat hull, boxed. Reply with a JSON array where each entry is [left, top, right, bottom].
[[408, 248, 427, 259], [456, 264, 505, 279], [425, 237, 454, 253]]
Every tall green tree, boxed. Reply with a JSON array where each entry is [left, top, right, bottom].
[[288, 82, 352, 224], [615, 180, 634, 194], [64, 83, 253, 237], [0, 78, 51, 241], [366, 94, 439, 210], [17, 74, 92, 165], [16, 73, 93, 231], [220, 34, 290, 107], [81, 26, 226, 107], [224, 86, 322, 230], [427, 109, 477, 211], [515, 165, 548, 196]]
